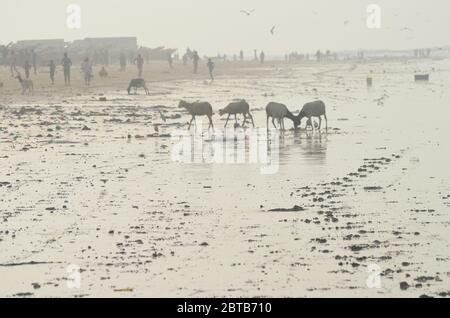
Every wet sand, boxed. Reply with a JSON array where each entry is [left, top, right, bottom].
[[1, 58, 450, 297]]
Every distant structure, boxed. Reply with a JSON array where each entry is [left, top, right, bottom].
[[1, 37, 175, 66]]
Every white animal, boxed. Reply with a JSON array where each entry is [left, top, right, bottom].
[[179, 100, 214, 130], [265, 102, 300, 130], [16, 74, 33, 95], [219, 100, 255, 128], [299, 100, 328, 130]]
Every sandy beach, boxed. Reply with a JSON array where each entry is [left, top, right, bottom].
[[1, 57, 450, 298]]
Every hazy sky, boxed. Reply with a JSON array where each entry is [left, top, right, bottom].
[[2, 0, 449, 55]]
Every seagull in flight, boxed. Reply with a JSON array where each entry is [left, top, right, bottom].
[[270, 25, 276, 35], [240, 9, 255, 16]]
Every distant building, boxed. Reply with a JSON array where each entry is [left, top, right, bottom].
[[16, 39, 65, 50]]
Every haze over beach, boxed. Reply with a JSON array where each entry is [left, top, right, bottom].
[[1, 0, 450, 300], [2, 0, 450, 54]]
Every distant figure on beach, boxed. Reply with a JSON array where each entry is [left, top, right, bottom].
[[62, 53, 72, 86], [23, 60, 31, 79], [240, 50, 244, 62], [182, 53, 188, 66], [168, 53, 173, 69], [254, 50, 258, 62], [99, 66, 108, 78], [9, 50, 17, 77], [135, 54, 144, 77], [81, 57, 92, 86], [260, 51, 265, 64], [192, 51, 200, 74], [207, 58, 215, 82], [32, 49, 37, 75], [49, 60, 56, 85], [119, 52, 127, 72]]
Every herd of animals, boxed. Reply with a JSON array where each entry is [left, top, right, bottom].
[[127, 78, 328, 131], [178, 99, 328, 131], [6, 75, 328, 131]]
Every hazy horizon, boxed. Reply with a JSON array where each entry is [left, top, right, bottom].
[[2, 0, 450, 55]]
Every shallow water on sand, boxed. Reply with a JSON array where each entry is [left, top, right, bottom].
[[1, 59, 450, 297]]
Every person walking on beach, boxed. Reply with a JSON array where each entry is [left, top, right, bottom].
[[240, 50, 244, 62], [135, 54, 144, 77], [62, 53, 72, 86], [260, 51, 265, 64], [192, 50, 199, 74], [23, 60, 31, 79], [168, 53, 173, 69], [81, 57, 92, 86], [207, 58, 215, 82], [119, 52, 127, 72], [49, 60, 56, 85], [10, 50, 17, 77], [32, 49, 37, 75]]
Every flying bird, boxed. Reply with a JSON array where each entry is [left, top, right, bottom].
[[240, 9, 255, 16], [270, 25, 276, 35]]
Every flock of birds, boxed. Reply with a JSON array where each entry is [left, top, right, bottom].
[[238, 8, 422, 36]]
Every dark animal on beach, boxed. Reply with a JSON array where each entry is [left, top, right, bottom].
[[99, 67, 108, 78], [178, 100, 214, 130], [15, 74, 33, 95], [298, 100, 328, 130], [127, 78, 149, 95], [219, 100, 255, 128], [265, 102, 300, 131]]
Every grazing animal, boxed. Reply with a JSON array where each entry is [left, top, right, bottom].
[[265, 102, 300, 130], [16, 74, 33, 95], [99, 67, 108, 78], [178, 100, 214, 130], [127, 78, 149, 95], [219, 100, 255, 128], [298, 100, 328, 130]]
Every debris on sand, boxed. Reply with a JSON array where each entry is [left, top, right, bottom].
[[364, 186, 383, 191], [113, 288, 134, 293], [0, 261, 62, 267], [415, 74, 429, 82], [269, 205, 305, 212]]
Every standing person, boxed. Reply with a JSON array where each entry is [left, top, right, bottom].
[[206, 58, 215, 82], [182, 53, 188, 66], [119, 52, 127, 72], [168, 53, 173, 69], [192, 50, 199, 74], [81, 57, 92, 86], [260, 51, 265, 64], [10, 50, 17, 77], [62, 53, 72, 86], [23, 60, 31, 79], [49, 60, 56, 85], [32, 49, 37, 75], [240, 50, 244, 62], [135, 54, 144, 77]]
